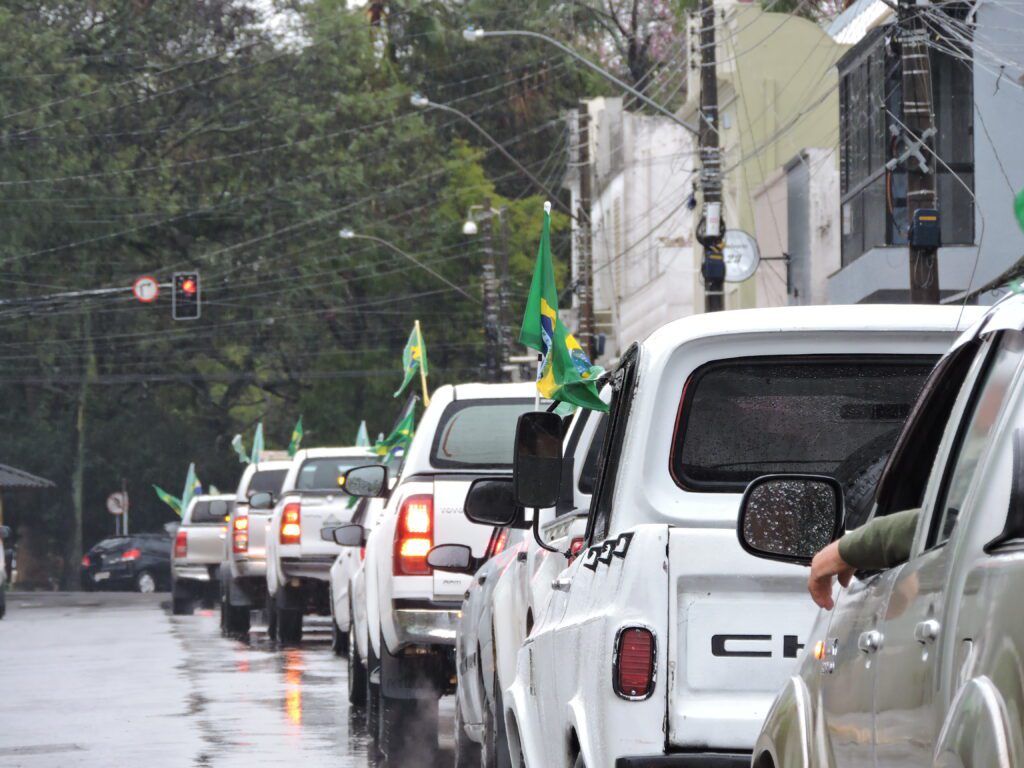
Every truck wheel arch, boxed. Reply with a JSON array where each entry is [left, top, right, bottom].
[[934, 676, 1023, 768]]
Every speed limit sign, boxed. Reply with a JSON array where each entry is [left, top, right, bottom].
[[132, 276, 160, 304]]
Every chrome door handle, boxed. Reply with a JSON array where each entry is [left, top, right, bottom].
[[914, 619, 940, 644], [551, 576, 572, 592], [858, 630, 884, 653]]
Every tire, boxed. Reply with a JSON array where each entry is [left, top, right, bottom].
[[488, 672, 513, 768], [277, 606, 303, 644], [265, 597, 278, 640], [378, 688, 439, 763], [366, 636, 381, 746], [347, 621, 367, 707], [331, 615, 349, 656], [454, 696, 481, 768], [573, 753, 585, 768], [136, 570, 157, 594], [172, 594, 194, 615], [222, 598, 251, 636], [0, 590, 6, 620]]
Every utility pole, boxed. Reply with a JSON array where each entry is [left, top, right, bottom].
[[575, 107, 596, 358], [898, 0, 941, 303], [696, 0, 725, 312], [479, 197, 502, 382], [497, 211, 512, 380]]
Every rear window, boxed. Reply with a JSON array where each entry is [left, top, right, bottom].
[[297, 458, 367, 491], [191, 499, 232, 524], [671, 356, 935, 492], [579, 416, 608, 495], [246, 469, 288, 496], [430, 398, 539, 469]]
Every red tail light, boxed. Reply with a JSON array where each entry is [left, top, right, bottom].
[[491, 528, 510, 557], [122, 548, 141, 561], [614, 627, 656, 699], [568, 536, 586, 563], [233, 512, 249, 554], [393, 495, 433, 576], [360, 547, 366, 561], [174, 530, 188, 558], [280, 503, 301, 545], [81, 555, 91, 567]]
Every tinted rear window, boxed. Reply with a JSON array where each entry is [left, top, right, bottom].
[[246, 469, 288, 496], [671, 357, 935, 492], [579, 416, 608, 495], [431, 398, 539, 469], [297, 458, 368, 491], [191, 499, 232, 524]]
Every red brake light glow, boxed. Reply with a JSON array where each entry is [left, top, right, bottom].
[[491, 528, 510, 557], [280, 503, 301, 545], [233, 512, 249, 554], [122, 548, 141, 561], [81, 555, 91, 567], [174, 530, 188, 558], [394, 495, 433, 576], [614, 627, 655, 699]]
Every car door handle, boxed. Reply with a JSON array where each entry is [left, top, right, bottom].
[[477, 574, 487, 585], [914, 619, 940, 644], [858, 630, 884, 653], [551, 576, 572, 592]]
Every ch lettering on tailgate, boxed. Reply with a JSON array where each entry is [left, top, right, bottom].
[[711, 634, 805, 658]]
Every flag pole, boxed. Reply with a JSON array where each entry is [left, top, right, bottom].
[[415, 319, 430, 406]]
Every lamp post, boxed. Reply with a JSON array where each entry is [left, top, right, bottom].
[[338, 229, 479, 304], [463, 202, 510, 382], [462, 27, 698, 135]]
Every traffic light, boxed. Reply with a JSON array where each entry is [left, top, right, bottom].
[[172, 271, 201, 320]]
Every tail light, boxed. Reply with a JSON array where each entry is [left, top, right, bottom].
[[360, 547, 366, 562], [393, 495, 433, 576], [174, 530, 188, 558], [491, 528, 510, 557], [81, 554, 91, 567], [280, 503, 301, 545], [122, 548, 141, 561], [613, 627, 656, 700], [568, 536, 586, 563], [233, 512, 249, 554]]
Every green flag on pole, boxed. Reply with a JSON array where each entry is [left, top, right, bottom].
[[231, 434, 250, 464], [355, 420, 370, 448], [519, 202, 607, 412], [250, 423, 264, 466], [288, 416, 304, 458], [153, 485, 182, 516], [375, 399, 416, 465], [394, 324, 428, 399], [1016, 188, 1024, 233], [180, 463, 201, 514]]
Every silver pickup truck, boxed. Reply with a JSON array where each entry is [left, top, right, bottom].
[[172, 494, 234, 615]]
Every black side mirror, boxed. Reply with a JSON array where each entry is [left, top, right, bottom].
[[0, 526, 10, 540], [343, 465, 389, 498], [464, 478, 529, 529], [332, 524, 367, 547], [513, 412, 564, 509], [737, 475, 844, 565], [426, 544, 481, 575], [249, 491, 274, 510]]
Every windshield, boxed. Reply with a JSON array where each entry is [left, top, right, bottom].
[[297, 458, 368, 491], [671, 356, 936, 492], [246, 469, 288, 497], [430, 399, 539, 469]]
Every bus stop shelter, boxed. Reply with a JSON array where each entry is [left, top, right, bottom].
[[0, 464, 55, 525]]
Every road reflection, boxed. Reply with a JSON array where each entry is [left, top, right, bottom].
[[283, 648, 304, 727]]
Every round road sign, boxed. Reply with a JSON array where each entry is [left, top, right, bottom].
[[106, 491, 129, 516], [723, 230, 762, 283], [133, 276, 160, 304]]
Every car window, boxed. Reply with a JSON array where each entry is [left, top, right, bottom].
[[930, 332, 1024, 547], [190, 499, 232, 524], [297, 458, 365, 491], [578, 415, 608, 495], [430, 398, 539, 469], [671, 356, 935, 493], [246, 469, 288, 496]]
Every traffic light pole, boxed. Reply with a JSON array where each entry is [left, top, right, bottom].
[[479, 197, 503, 382], [697, 0, 725, 313], [576, 107, 596, 359]]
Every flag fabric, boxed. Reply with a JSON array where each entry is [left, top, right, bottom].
[[519, 203, 607, 412], [231, 434, 250, 464], [180, 462, 201, 514], [375, 398, 416, 465], [250, 423, 264, 465], [355, 420, 371, 447], [288, 416, 304, 458], [1016, 187, 1024, 233], [153, 485, 182, 516], [393, 324, 428, 398]]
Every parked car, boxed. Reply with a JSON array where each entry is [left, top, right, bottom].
[[171, 494, 233, 615], [80, 533, 172, 593], [220, 459, 291, 635], [0, 525, 10, 619], [336, 381, 540, 762], [503, 304, 981, 768], [260, 446, 377, 643], [741, 295, 1024, 768]]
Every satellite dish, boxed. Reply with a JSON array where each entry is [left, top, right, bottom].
[[723, 229, 761, 283]]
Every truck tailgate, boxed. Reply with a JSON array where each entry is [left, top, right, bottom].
[[431, 478, 494, 600], [181, 524, 226, 565], [667, 526, 818, 750], [296, 494, 355, 556]]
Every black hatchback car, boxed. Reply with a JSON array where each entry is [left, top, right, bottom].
[[81, 533, 172, 593]]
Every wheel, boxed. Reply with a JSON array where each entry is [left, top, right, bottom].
[[378, 687, 439, 762], [331, 615, 349, 656], [454, 696, 481, 768], [222, 598, 251, 636], [277, 606, 303, 644], [573, 753, 585, 768], [486, 672, 513, 768], [265, 597, 278, 640], [347, 620, 367, 707], [136, 570, 156, 594], [172, 595, 194, 615], [0, 590, 6, 620], [366, 636, 381, 744]]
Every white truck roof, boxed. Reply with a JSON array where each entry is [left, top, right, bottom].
[[291, 446, 378, 461]]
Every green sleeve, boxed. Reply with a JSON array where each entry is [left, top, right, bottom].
[[838, 509, 921, 570]]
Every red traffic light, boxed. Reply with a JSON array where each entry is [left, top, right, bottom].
[[181, 278, 197, 295]]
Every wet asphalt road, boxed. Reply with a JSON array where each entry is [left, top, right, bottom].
[[0, 592, 454, 767]]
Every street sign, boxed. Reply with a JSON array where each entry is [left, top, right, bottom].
[[132, 276, 160, 304], [723, 229, 761, 283], [106, 491, 129, 516]]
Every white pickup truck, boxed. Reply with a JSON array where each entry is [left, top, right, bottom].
[[259, 446, 376, 643], [504, 305, 979, 768], [220, 459, 291, 635], [336, 382, 539, 762], [172, 494, 234, 615]]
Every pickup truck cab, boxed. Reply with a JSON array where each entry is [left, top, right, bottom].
[[172, 494, 234, 615], [742, 296, 1024, 768], [338, 382, 539, 762], [262, 446, 376, 643], [220, 459, 290, 635], [505, 304, 980, 768]]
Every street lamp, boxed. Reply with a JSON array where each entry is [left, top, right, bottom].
[[462, 219, 478, 236], [338, 228, 480, 304], [462, 27, 698, 135]]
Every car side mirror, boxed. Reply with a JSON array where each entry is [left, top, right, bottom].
[[513, 411, 564, 509], [464, 478, 530, 529], [426, 543, 481, 575], [248, 492, 274, 510], [332, 524, 367, 547], [737, 475, 844, 565], [320, 526, 339, 542], [343, 465, 389, 498], [0, 526, 10, 540]]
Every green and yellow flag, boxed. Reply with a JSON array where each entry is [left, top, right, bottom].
[[230, 434, 250, 464], [250, 423, 264, 466], [394, 322, 428, 399], [153, 485, 182, 516], [355, 420, 371, 448], [288, 416, 304, 457], [519, 203, 607, 412], [1016, 188, 1024, 233], [180, 462, 201, 514], [375, 399, 416, 465]]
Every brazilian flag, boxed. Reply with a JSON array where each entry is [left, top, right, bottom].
[[153, 485, 182, 516], [519, 203, 607, 412], [288, 416, 304, 458], [394, 324, 427, 399], [375, 401, 416, 465], [1017, 188, 1024, 233]]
